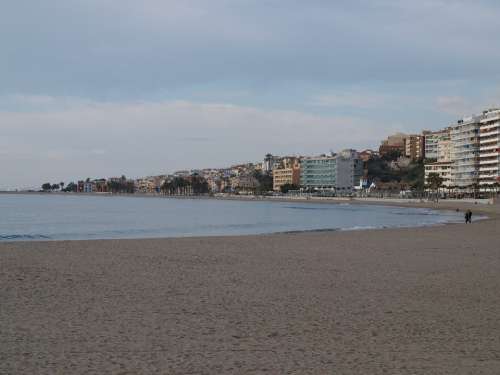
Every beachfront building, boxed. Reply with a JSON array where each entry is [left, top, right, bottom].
[[424, 162, 452, 191], [94, 179, 108, 193], [424, 129, 450, 160], [437, 139, 452, 162], [135, 178, 157, 193], [83, 181, 95, 193], [404, 134, 425, 161], [450, 116, 480, 190], [424, 134, 453, 190], [479, 109, 500, 191], [208, 176, 230, 193], [423, 108, 499, 193], [335, 149, 364, 193], [230, 174, 260, 194], [273, 158, 301, 191], [300, 155, 337, 191], [300, 150, 362, 193]]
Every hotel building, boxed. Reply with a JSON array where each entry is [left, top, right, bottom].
[[300, 155, 337, 190], [300, 150, 362, 193]]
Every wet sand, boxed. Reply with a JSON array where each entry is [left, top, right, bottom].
[[1, 202, 499, 374]]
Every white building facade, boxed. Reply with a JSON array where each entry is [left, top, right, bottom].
[[425, 162, 452, 190], [479, 109, 500, 190], [450, 117, 480, 189], [424, 129, 450, 160]]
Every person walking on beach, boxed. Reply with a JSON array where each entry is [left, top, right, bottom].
[[465, 210, 472, 224]]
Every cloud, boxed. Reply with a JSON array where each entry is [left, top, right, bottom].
[[435, 96, 471, 116], [0, 96, 381, 188], [435, 92, 500, 117], [1, 1, 500, 97], [309, 92, 389, 109]]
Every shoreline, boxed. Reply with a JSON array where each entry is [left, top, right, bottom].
[[0, 192, 496, 244], [1, 195, 493, 244]]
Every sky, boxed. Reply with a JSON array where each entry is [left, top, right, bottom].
[[1, 0, 500, 189]]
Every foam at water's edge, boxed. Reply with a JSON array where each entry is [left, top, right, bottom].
[[0, 234, 51, 240]]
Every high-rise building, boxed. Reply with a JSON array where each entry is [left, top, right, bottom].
[[424, 129, 450, 160], [437, 139, 452, 162], [300, 150, 362, 193], [335, 149, 364, 191], [300, 155, 337, 190], [478, 109, 500, 190], [426, 108, 499, 193], [450, 116, 480, 189]]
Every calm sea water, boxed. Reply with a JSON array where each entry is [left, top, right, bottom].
[[0, 194, 463, 241]]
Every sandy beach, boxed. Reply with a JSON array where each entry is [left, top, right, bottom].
[[1, 201, 499, 374]]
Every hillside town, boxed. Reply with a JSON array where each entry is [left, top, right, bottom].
[[41, 108, 500, 198]]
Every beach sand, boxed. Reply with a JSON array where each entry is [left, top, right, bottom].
[[1, 202, 499, 374]]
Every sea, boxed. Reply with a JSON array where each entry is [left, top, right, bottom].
[[0, 194, 464, 241]]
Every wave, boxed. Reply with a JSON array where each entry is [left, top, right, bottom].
[[0, 234, 51, 240], [284, 206, 330, 210]]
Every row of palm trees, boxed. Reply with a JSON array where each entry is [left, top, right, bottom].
[[160, 176, 209, 195]]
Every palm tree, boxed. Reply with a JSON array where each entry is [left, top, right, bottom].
[[427, 172, 443, 202], [161, 180, 172, 195]]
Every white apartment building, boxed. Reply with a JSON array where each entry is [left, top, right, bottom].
[[425, 162, 452, 190], [437, 139, 452, 162], [479, 109, 500, 190], [424, 134, 452, 190], [424, 129, 450, 160], [450, 117, 480, 189]]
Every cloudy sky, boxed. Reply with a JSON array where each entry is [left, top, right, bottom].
[[2, 0, 500, 188]]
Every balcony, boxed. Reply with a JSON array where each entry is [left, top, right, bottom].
[[480, 116, 500, 124], [480, 144, 499, 151], [479, 166, 499, 172], [480, 129, 499, 138], [479, 152, 500, 158]]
